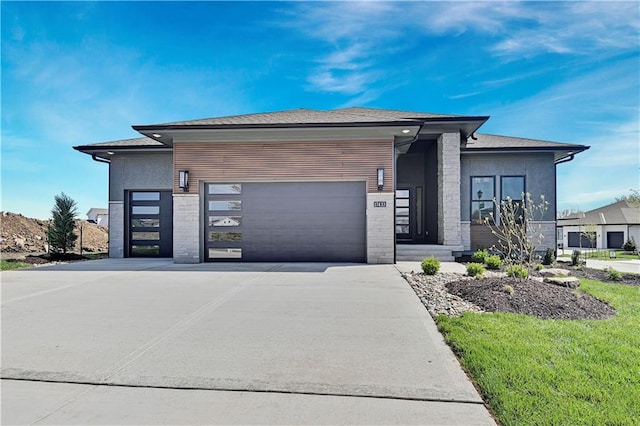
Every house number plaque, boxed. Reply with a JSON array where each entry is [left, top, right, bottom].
[[373, 201, 387, 207]]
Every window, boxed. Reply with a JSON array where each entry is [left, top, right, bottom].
[[501, 176, 525, 224], [471, 176, 495, 225], [208, 200, 242, 211], [209, 232, 242, 242], [132, 192, 160, 201], [208, 184, 242, 195], [209, 216, 242, 227], [132, 206, 159, 215]]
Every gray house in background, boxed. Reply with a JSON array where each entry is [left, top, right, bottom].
[[74, 107, 588, 263], [557, 200, 640, 250]]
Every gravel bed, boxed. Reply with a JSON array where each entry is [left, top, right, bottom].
[[402, 272, 484, 318]]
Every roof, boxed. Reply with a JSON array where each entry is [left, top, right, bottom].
[[74, 137, 166, 150], [73, 107, 588, 160], [462, 133, 589, 162], [464, 134, 586, 150], [142, 107, 461, 127], [87, 208, 108, 215], [557, 200, 640, 226]]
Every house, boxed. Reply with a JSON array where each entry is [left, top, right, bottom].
[[73, 107, 588, 263], [557, 200, 640, 250], [86, 208, 109, 227]]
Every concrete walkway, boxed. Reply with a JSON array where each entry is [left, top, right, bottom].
[[1, 259, 494, 425]]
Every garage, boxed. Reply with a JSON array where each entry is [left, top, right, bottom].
[[607, 231, 624, 249], [567, 232, 595, 248], [205, 181, 366, 262]]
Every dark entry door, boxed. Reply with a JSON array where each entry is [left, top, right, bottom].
[[128, 191, 173, 257], [396, 187, 424, 243]]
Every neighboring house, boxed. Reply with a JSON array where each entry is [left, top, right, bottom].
[[557, 200, 640, 250], [73, 107, 588, 263], [86, 208, 109, 227]]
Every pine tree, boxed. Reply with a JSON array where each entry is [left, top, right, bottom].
[[47, 193, 78, 255]]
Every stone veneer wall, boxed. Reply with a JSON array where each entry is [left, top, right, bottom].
[[460, 221, 471, 251], [437, 133, 462, 246], [173, 194, 200, 263], [108, 201, 124, 258], [532, 221, 557, 251], [366, 192, 395, 264]]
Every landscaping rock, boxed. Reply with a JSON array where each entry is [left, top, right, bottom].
[[539, 268, 572, 277], [544, 276, 580, 289]]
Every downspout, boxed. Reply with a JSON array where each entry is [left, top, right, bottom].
[[92, 154, 111, 164], [554, 153, 574, 165]]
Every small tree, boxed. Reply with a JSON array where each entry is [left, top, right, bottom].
[[47, 192, 78, 255], [483, 193, 549, 278]]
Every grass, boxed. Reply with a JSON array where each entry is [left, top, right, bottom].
[[559, 250, 639, 261], [1, 259, 33, 271], [437, 279, 640, 425]]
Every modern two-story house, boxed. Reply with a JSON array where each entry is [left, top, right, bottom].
[[74, 107, 588, 263]]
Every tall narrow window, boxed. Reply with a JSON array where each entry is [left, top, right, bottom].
[[471, 176, 495, 225], [501, 176, 525, 224]]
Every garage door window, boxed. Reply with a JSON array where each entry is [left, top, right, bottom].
[[208, 184, 242, 194], [208, 201, 242, 211], [209, 216, 242, 227]]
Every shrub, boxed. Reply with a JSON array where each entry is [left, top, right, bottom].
[[506, 264, 529, 279], [605, 267, 622, 281], [543, 247, 555, 265], [421, 256, 441, 275], [485, 255, 502, 270], [571, 250, 581, 266], [535, 263, 544, 271], [623, 238, 636, 252], [47, 192, 78, 255], [472, 249, 489, 263], [466, 262, 485, 278]]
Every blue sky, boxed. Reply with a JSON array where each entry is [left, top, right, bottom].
[[2, 1, 639, 219]]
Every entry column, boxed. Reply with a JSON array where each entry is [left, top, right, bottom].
[[437, 132, 462, 245]]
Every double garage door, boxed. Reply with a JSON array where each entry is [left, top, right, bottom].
[[205, 182, 366, 262]]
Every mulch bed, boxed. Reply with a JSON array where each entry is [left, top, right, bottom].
[[446, 278, 616, 320], [565, 266, 640, 286]]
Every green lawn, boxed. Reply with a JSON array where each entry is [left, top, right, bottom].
[[559, 250, 639, 261], [437, 280, 640, 425], [0, 259, 33, 271]]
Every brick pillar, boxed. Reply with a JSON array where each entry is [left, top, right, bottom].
[[437, 133, 462, 245], [366, 192, 395, 264], [108, 201, 124, 258], [173, 194, 200, 263]]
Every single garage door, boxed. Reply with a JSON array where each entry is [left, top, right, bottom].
[[205, 182, 366, 262], [567, 232, 595, 248], [607, 232, 624, 249]]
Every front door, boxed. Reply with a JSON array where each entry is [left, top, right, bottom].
[[396, 186, 424, 243], [128, 190, 173, 257]]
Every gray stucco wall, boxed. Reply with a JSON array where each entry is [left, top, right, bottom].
[[109, 153, 173, 201], [460, 152, 556, 222]]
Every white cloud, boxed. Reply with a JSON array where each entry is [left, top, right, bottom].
[[285, 1, 640, 103]]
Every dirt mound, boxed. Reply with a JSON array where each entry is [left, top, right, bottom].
[[1, 211, 108, 254], [446, 278, 616, 320]]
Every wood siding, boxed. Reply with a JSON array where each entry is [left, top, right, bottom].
[[173, 140, 394, 194]]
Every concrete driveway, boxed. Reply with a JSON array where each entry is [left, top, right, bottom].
[[1, 259, 494, 425]]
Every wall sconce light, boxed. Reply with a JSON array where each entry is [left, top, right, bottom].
[[179, 170, 189, 192], [477, 190, 483, 199], [377, 168, 384, 191]]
